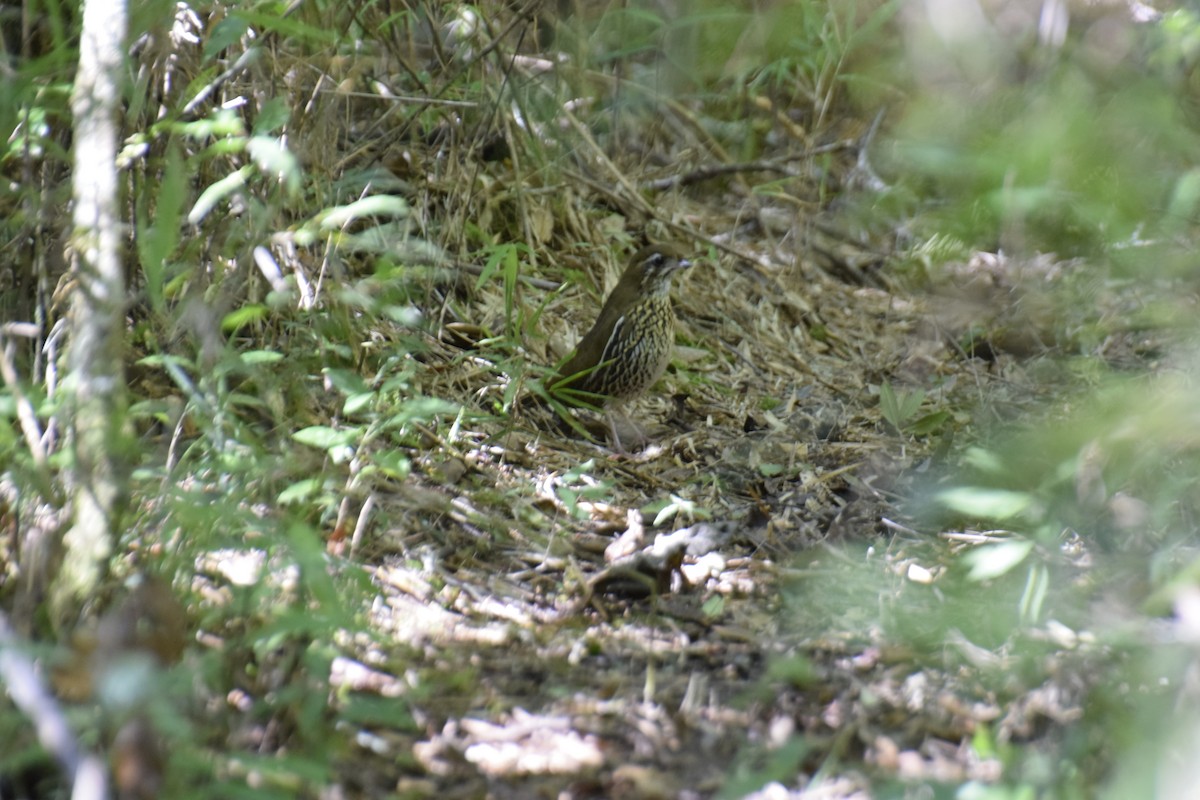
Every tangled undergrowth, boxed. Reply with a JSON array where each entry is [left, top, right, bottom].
[[5, 1, 1200, 798]]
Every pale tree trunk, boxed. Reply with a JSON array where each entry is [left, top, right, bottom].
[[54, 0, 130, 626]]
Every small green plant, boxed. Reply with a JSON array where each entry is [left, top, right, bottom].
[[879, 380, 952, 436], [556, 460, 615, 520], [879, 380, 923, 432], [475, 242, 532, 339], [652, 493, 711, 526]]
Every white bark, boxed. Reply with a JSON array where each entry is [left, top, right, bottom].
[[56, 0, 130, 620]]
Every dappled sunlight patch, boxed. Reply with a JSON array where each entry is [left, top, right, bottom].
[[423, 710, 605, 777]]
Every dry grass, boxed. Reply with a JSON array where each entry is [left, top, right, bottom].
[[3, 2, 1161, 797]]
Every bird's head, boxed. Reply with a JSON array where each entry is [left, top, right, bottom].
[[621, 244, 692, 295]]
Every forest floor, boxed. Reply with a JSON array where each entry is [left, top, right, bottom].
[[310, 60, 1142, 797], [7, 5, 1184, 799]]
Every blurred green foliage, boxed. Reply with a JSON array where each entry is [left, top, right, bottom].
[[5, 0, 1200, 796], [891, 9, 1200, 258]]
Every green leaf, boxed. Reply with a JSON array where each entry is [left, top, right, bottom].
[[316, 196, 409, 230], [880, 380, 924, 430], [938, 487, 1035, 520], [247, 136, 301, 195], [221, 304, 268, 332], [476, 243, 509, 290], [189, 165, 252, 225], [334, 225, 445, 262], [323, 368, 369, 396], [279, 478, 322, 504], [556, 486, 581, 518], [174, 108, 245, 139], [898, 391, 923, 419], [239, 350, 284, 365], [909, 410, 951, 436], [253, 97, 291, 135], [285, 521, 341, 611], [963, 446, 1007, 475], [205, 16, 249, 59], [137, 143, 186, 313], [383, 397, 459, 428], [137, 353, 192, 369], [653, 494, 708, 526], [339, 696, 417, 729], [343, 393, 372, 416], [294, 426, 356, 450], [765, 654, 817, 687], [701, 595, 726, 619], [562, 459, 597, 483], [963, 540, 1034, 581], [227, 392, 267, 410], [972, 723, 997, 759], [233, 9, 340, 43], [1019, 562, 1049, 623], [879, 380, 899, 426], [371, 450, 410, 480]]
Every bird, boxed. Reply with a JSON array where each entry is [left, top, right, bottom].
[[547, 243, 692, 446]]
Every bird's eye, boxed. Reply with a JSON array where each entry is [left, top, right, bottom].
[[647, 253, 664, 268]]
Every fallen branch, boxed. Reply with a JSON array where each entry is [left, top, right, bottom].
[[0, 612, 108, 799]]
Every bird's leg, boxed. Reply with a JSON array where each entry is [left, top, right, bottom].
[[604, 408, 624, 452], [605, 403, 647, 453]]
